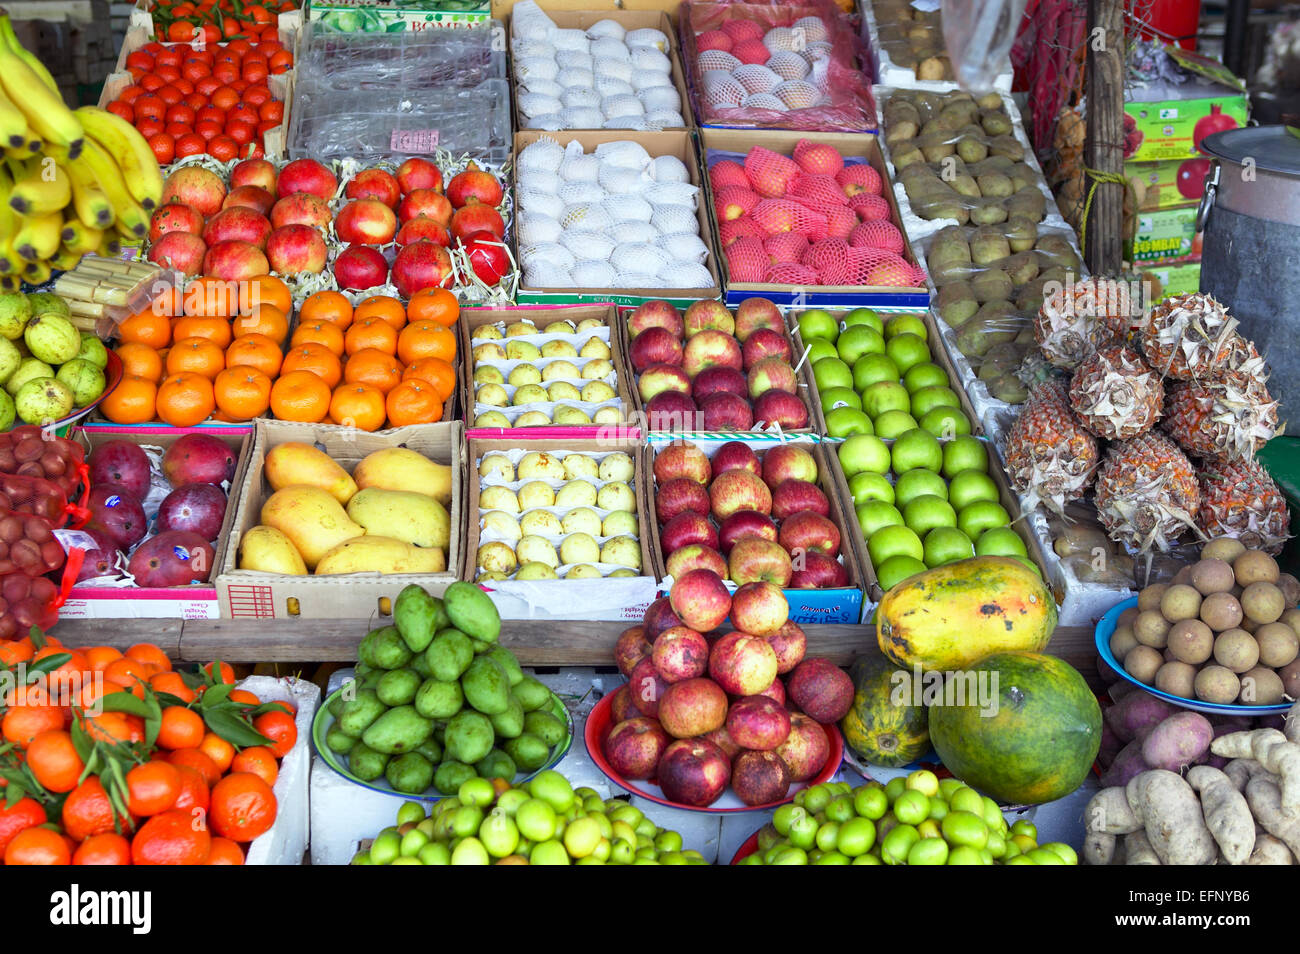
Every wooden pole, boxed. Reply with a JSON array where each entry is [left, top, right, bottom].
[[1085, 0, 1124, 274]]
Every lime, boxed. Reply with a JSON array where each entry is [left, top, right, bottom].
[[836, 816, 877, 857], [907, 837, 949, 865]]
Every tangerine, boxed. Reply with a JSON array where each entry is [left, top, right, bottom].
[[342, 348, 402, 394], [156, 372, 216, 426], [385, 380, 444, 427], [131, 808, 211, 864], [300, 290, 353, 330], [405, 287, 459, 327], [328, 383, 386, 432], [214, 366, 272, 421], [269, 370, 331, 423]]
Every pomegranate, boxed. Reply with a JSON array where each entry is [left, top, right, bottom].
[[445, 161, 503, 209], [1193, 104, 1238, 152], [396, 157, 443, 195], [332, 244, 389, 290], [450, 198, 505, 243], [395, 217, 451, 247], [731, 749, 791, 806], [461, 230, 509, 285], [1176, 157, 1212, 200], [613, 625, 652, 678], [392, 240, 454, 297]]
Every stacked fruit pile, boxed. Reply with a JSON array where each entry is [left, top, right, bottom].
[[694, 16, 835, 115], [469, 315, 623, 429], [653, 440, 850, 590], [0, 637, 295, 865], [710, 143, 923, 288], [1006, 286, 1287, 556], [605, 574, 849, 807], [239, 442, 452, 577], [146, 0, 297, 44], [108, 33, 292, 165], [795, 306, 971, 439], [474, 450, 643, 581], [77, 434, 235, 589], [0, 292, 108, 428], [626, 298, 810, 432], [0, 15, 163, 287], [322, 584, 569, 796], [353, 773, 703, 865]]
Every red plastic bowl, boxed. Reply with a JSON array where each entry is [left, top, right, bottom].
[[731, 831, 761, 864], [583, 689, 844, 814]]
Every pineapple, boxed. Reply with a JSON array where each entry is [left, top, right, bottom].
[[1034, 277, 1134, 370], [1197, 457, 1291, 555], [1068, 345, 1164, 440], [1138, 292, 1240, 380], [1161, 376, 1278, 461], [1003, 381, 1100, 514], [1094, 433, 1200, 552]]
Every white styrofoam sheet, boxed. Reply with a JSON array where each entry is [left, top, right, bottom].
[[240, 675, 320, 866]]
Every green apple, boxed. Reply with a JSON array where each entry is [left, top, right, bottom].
[[851, 353, 899, 392], [956, 500, 1012, 541], [862, 381, 910, 419], [837, 325, 885, 364], [884, 314, 928, 341], [856, 501, 904, 538], [55, 359, 106, 407], [867, 525, 924, 567], [975, 526, 1029, 558], [849, 471, 894, 507], [876, 554, 927, 591], [891, 427, 942, 474], [802, 339, 839, 367], [825, 407, 873, 438], [873, 409, 918, 439], [923, 527, 974, 567], [942, 436, 989, 478], [842, 308, 882, 334], [902, 494, 957, 536], [76, 334, 109, 370], [798, 309, 839, 342], [813, 357, 854, 393], [910, 386, 961, 418], [920, 406, 971, 439], [0, 390, 13, 430], [885, 333, 930, 374], [903, 362, 950, 393], [894, 469, 948, 507], [947, 470, 999, 511], [838, 434, 891, 476], [820, 386, 862, 413], [1008, 556, 1042, 577]]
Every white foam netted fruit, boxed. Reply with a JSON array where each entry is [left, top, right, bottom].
[[633, 71, 674, 91], [793, 16, 829, 44], [657, 232, 710, 263], [605, 195, 654, 223], [632, 47, 672, 73], [644, 182, 699, 208], [517, 187, 564, 219], [650, 204, 698, 234], [703, 73, 746, 109], [601, 94, 644, 118], [556, 68, 596, 89], [741, 93, 787, 110], [645, 110, 686, 127], [599, 165, 649, 194], [517, 213, 563, 246], [587, 19, 625, 40], [609, 220, 659, 243], [515, 57, 559, 83], [521, 242, 576, 271], [513, 40, 556, 60], [590, 38, 630, 60], [559, 150, 600, 181], [524, 114, 562, 130], [603, 115, 647, 130], [698, 50, 742, 73], [650, 155, 689, 183], [639, 86, 681, 113], [512, 1, 556, 38], [558, 229, 616, 259], [595, 76, 635, 97], [612, 271, 659, 288], [733, 64, 781, 94], [775, 80, 823, 109], [594, 58, 633, 83], [518, 136, 565, 174], [561, 86, 601, 109], [558, 107, 603, 127], [561, 202, 615, 231], [766, 50, 811, 80], [659, 262, 713, 288], [611, 241, 671, 273], [595, 140, 650, 170], [522, 77, 564, 98], [626, 28, 668, 50], [552, 28, 590, 51], [556, 180, 606, 204], [518, 92, 564, 118], [524, 264, 573, 287], [520, 170, 562, 195], [803, 41, 833, 63], [764, 27, 799, 52], [555, 50, 595, 72], [570, 259, 618, 287]]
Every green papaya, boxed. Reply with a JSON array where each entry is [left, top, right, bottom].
[[840, 651, 930, 767]]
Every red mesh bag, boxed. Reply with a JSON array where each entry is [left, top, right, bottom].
[[751, 199, 828, 239], [732, 38, 771, 64], [788, 173, 848, 207], [850, 219, 905, 252], [849, 193, 891, 222], [709, 159, 750, 191], [764, 231, 809, 264], [744, 146, 800, 197], [719, 215, 764, 247], [697, 29, 733, 52], [0, 425, 87, 503], [720, 18, 764, 43], [0, 509, 68, 579], [793, 139, 845, 176], [824, 205, 857, 240], [764, 263, 820, 284], [845, 248, 924, 287], [837, 164, 883, 195], [0, 571, 67, 640], [713, 185, 759, 220], [0, 472, 89, 528], [725, 237, 770, 282], [803, 238, 850, 278]]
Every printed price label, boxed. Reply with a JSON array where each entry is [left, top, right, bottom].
[[391, 129, 440, 153]]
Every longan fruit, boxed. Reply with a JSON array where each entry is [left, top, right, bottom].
[[1134, 609, 1171, 648], [1166, 619, 1214, 665], [1194, 665, 1241, 705], [1200, 592, 1244, 632], [1124, 644, 1163, 684], [1241, 581, 1285, 624], [1280, 659, 1300, 702], [1109, 623, 1139, 661], [1170, 566, 1195, 587], [1189, 558, 1235, 595], [1154, 661, 1197, 698], [1117, 606, 1139, 629], [1276, 572, 1300, 608], [1239, 667, 1285, 706], [1214, 629, 1260, 674], [1137, 583, 1169, 612]]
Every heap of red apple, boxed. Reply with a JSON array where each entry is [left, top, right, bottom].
[[78, 435, 236, 588], [654, 439, 848, 590], [603, 574, 852, 808], [628, 297, 810, 432]]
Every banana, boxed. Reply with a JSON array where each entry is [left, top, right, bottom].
[[5, 137, 42, 161], [0, 15, 61, 97], [9, 156, 70, 215], [0, 164, 18, 275], [60, 217, 102, 256], [60, 158, 112, 229], [96, 232, 121, 258], [67, 138, 148, 239], [13, 209, 62, 262], [48, 246, 83, 271], [0, 17, 83, 154], [75, 107, 162, 211], [21, 258, 51, 285], [0, 80, 29, 151]]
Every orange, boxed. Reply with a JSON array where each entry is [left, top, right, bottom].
[[2, 705, 64, 748], [150, 284, 185, 317], [126, 643, 171, 672], [231, 745, 279, 787], [83, 645, 123, 672], [270, 370, 331, 423], [290, 319, 345, 356], [209, 772, 276, 842], [101, 373, 158, 424], [157, 706, 205, 750], [353, 294, 406, 330], [345, 315, 399, 356], [252, 710, 297, 758], [232, 303, 289, 343], [406, 287, 459, 327], [300, 290, 353, 330], [280, 343, 342, 389], [131, 808, 211, 865], [116, 342, 164, 383], [73, 832, 133, 865], [103, 656, 153, 691], [0, 637, 33, 666], [183, 276, 240, 317], [402, 357, 456, 402], [166, 335, 226, 379], [63, 777, 131, 841], [225, 332, 282, 377], [126, 761, 182, 816], [329, 383, 386, 432], [172, 315, 233, 349], [202, 661, 235, 684], [397, 321, 456, 366], [385, 380, 444, 427], [149, 671, 197, 704], [0, 797, 46, 856], [117, 307, 171, 349], [83, 711, 145, 744], [166, 747, 221, 788], [172, 765, 210, 814], [5, 826, 71, 865], [205, 836, 245, 865], [156, 372, 215, 427], [342, 348, 402, 394], [239, 273, 291, 315], [198, 731, 235, 772], [26, 730, 85, 793], [214, 366, 272, 421], [228, 689, 261, 706]]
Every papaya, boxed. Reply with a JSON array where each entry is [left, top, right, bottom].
[[876, 556, 1055, 672], [840, 652, 929, 767]]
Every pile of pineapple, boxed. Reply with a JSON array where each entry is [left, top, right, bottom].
[[1003, 281, 1287, 560]]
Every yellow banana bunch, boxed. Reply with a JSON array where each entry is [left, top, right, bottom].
[[60, 216, 102, 257], [0, 164, 19, 277], [60, 155, 113, 230], [9, 155, 70, 215], [21, 258, 51, 285], [58, 138, 148, 239], [96, 232, 121, 258], [0, 77, 27, 150], [75, 107, 162, 211], [0, 15, 82, 154], [13, 209, 62, 262]]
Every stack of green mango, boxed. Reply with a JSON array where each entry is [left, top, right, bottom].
[[322, 581, 570, 796]]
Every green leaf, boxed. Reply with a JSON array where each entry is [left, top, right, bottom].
[[29, 628, 46, 651], [202, 708, 272, 749], [154, 691, 189, 709], [25, 652, 71, 680], [98, 691, 154, 719], [201, 683, 234, 708], [70, 719, 95, 764]]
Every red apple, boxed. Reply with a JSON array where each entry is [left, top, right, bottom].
[[333, 244, 389, 290], [656, 477, 711, 525], [710, 631, 779, 696], [683, 329, 743, 378], [703, 725, 741, 759], [728, 537, 793, 586], [762, 445, 818, 489], [731, 749, 791, 806], [734, 297, 784, 341], [604, 717, 670, 780], [758, 675, 787, 706], [665, 544, 728, 581], [221, 184, 275, 217], [652, 626, 710, 683], [162, 433, 237, 487], [89, 440, 151, 499], [628, 656, 668, 719], [766, 620, 807, 674], [161, 166, 225, 216], [747, 357, 798, 398], [657, 677, 728, 738], [146, 231, 206, 276], [657, 738, 730, 807], [790, 551, 848, 589], [613, 625, 652, 678], [742, 328, 793, 370], [777, 712, 831, 782], [202, 206, 271, 249], [718, 510, 778, 555], [395, 216, 451, 247], [691, 366, 747, 404], [668, 568, 731, 632], [771, 479, 829, 520], [653, 442, 711, 486], [709, 469, 772, 521], [726, 695, 792, 750], [660, 511, 719, 554], [396, 157, 444, 195], [712, 441, 761, 478], [270, 192, 332, 230], [229, 158, 277, 194], [156, 483, 227, 541], [780, 510, 841, 558], [683, 300, 735, 338], [642, 596, 683, 640], [335, 199, 398, 245], [202, 240, 268, 281], [127, 531, 216, 586], [276, 158, 338, 201], [392, 240, 454, 297], [346, 168, 402, 208], [149, 202, 203, 242], [698, 391, 753, 431], [266, 224, 328, 275], [787, 657, 855, 723], [753, 389, 809, 429], [638, 364, 692, 404], [730, 580, 789, 636], [398, 189, 452, 228], [86, 485, 146, 552], [646, 391, 698, 432], [629, 326, 684, 372], [628, 300, 684, 339]]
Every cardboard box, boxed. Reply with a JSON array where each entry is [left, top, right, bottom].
[[513, 129, 723, 308], [492, 0, 684, 18], [114, 12, 301, 73], [1140, 260, 1202, 300], [460, 303, 636, 434], [697, 128, 930, 310], [508, 9, 693, 131], [641, 435, 866, 624], [59, 425, 253, 620], [464, 436, 660, 621], [306, 0, 490, 30], [1124, 95, 1249, 164], [1125, 204, 1200, 265], [1127, 157, 1212, 212], [215, 419, 465, 619]]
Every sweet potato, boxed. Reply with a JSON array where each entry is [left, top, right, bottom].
[[1125, 770, 1217, 865], [1100, 738, 1149, 787], [1141, 711, 1214, 773], [1083, 831, 1117, 866], [1247, 833, 1294, 865], [1084, 785, 1139, 835], [1105, 693, 1179, 743], [1125, 830, 1162, 865], [1187, 765, 1254, 864], [1212, 728, 1300, 815], [1223, 757, 1278, 792], [1245, 777, 1300, 857]]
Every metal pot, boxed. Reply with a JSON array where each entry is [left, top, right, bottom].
[[1197, 126, 1300, 424]]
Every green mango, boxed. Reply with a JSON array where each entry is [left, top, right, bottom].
[[425, 629, 474, 682], [476, 749, 518, 782], [461, 657, 510, 716], [444, 709, 495, 764], [513, 676, 552, 712], [489, 695, 525, 739], [444, 580, 501, 643], [503, 733, 550, 772], [347, 741, 389, 781], [361, 705, 433, 755], [376, 668, 422, 707], [434, 760, 477, 796], [353, 662, 373, 678], [410, 651, 433, 680], [327, 692, 348, 718], [359, 625, 413, 670], [326, 726, 356, 754], [337, 688, 386, 739], [385, 752, 435, 794], [523, 710, 566, 747], [484, 645, 525, 687], [414, 677, 464, 720], [394, 584, 449, 654], [469, 637, 493, 655], [415, 736, 443, 764]]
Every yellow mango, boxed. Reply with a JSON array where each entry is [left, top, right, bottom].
[[314, 536, 447, 576], [261, 485, 365, 570], [346, 487, 450, 550], [265, 442, 358, 504], [237, 525, 308, 575], [352, 447, 452, 506]]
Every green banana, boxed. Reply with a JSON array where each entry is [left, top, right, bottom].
[[60, 216, 102, 256], [0, 79, 29, 150], [10, 156, 69, 215], [75, 106, 162, 211], [13, 208, 61, 261], [0, 16, 83, 153], [69, 138, 148, 238]]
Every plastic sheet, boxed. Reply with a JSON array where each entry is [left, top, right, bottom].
[[941, 0, 1028, 92], [862, 0, 1013, 90]]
